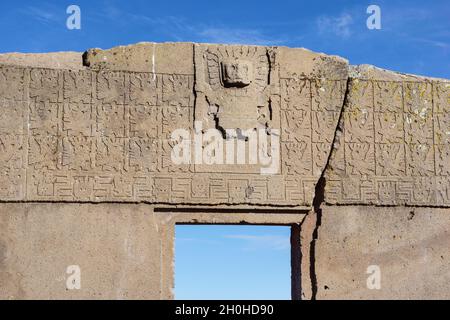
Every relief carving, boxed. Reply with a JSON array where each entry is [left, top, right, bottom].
[[0, 43, 349, 207], [325, 77, 450, 206]]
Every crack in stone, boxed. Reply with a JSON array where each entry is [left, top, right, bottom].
[[306, 76, 351, 299]]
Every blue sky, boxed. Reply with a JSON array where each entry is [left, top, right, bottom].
[[0, 0, 449, 78], [175, 225, 291, 300]]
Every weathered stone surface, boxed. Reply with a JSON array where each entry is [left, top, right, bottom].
[[325, 65, 450, 206], [0, 42, 348, 207], [0, 203, 162, 299], [276, 46, 348, 80], [313, 205, 450, 299], [1, 42, 450, 300], [0, 202, 306, 299], [84, 42, 194, 74], [0, 52, 84, 70]]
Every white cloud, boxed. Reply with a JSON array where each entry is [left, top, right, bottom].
[[197, 28, 284, 45], [224, 234, 290, 251], [21, 6, 59, 24], [100, 7, 287, 46], [176, 237, 221, 245], [317, 13, 354, 38], [406, 35, 450, 49]]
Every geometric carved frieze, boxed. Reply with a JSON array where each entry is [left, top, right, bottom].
[[325, 78, 450, 206], [4, 45, 449, 208], [0, 43, 348, 207]]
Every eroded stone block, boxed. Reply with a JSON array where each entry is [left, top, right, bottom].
[[325, 65, 450, 206], [313, 206, 450, 299], [0, 43, 349, 207]]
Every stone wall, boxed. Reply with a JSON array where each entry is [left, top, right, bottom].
[[0, 43, 348, 207], [326, 65, 450, 206], [0, 42, 448, 299], [314, 206, 450, 299]]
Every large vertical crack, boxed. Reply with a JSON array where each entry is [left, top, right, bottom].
[[307, 76, 351, 299]]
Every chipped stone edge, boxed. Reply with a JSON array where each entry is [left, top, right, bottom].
[[1, 43, 450, 300]]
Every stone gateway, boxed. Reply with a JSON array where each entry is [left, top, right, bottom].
[[0, 42, 448, 299]]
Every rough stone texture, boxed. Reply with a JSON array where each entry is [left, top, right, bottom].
[[313, 205, 450, 299], [0, 203, 162, 299], [0, 42, 449, 300], [0, 52, 84, 70], [0, 42, 348, 207], [325, 65, 450, 206], [84, 42, 194, 74], [0, 202, 305, 299]]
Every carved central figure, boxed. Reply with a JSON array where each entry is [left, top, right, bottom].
[[194, 44, 279, 138], [221, 60, 252, 87]]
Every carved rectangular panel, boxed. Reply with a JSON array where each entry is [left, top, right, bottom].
[[0, 44, 347, 207], [0, 66, 28, 199], [326, 79, 450, 206]]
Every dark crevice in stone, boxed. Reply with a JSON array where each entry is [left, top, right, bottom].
[[309, 179, 324, 300], [192, 44, 198, 124], [81, 51, 90, 67], [307, 75, 351, 300], [291, 224, 302, 300], [155, 207, 308, 214], [323, 201, 450, 209]]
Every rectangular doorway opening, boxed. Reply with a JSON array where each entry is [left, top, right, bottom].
[[175, 224, 300, 300]]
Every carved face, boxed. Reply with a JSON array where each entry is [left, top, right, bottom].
[[198, 45, 274, 135], [221, 60, 252, 87]]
